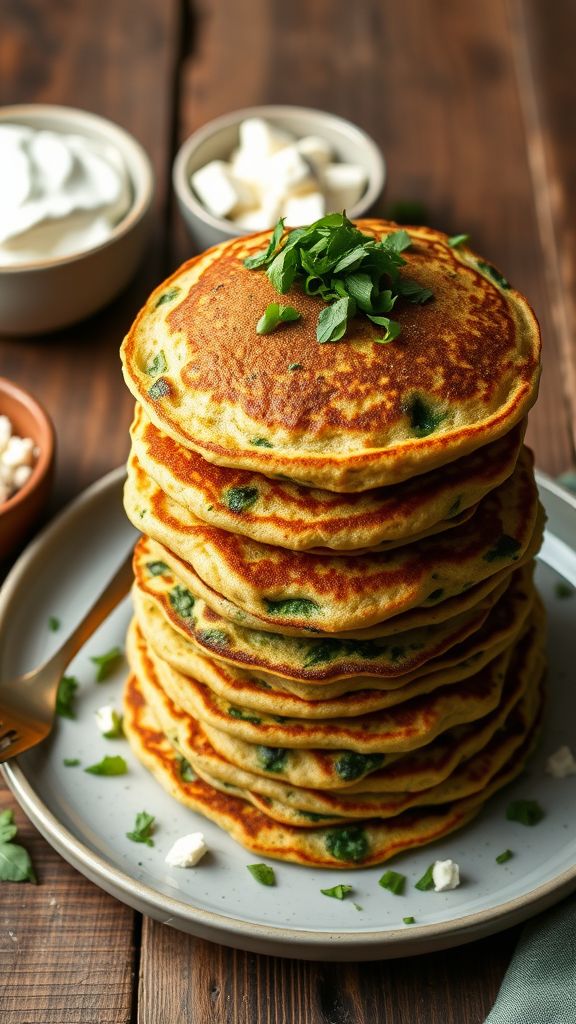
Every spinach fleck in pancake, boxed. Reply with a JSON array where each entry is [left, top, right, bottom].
[[132, 563, 534, 715], [120, 220, 541, 492], [125, 448, 540, 633], [130, 403, 524, 552]]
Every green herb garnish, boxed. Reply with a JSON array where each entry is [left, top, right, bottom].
[[378, 869, 406, 895], [244, 214, 434, 345], [198, 628, 229, 646], [288, 362, 303, 371], [96, 708, 124, 739], [320, 883, 353, 900], [56, 675, 78, 719], [403, 916, 416, 925], [228, 707, 261, 725], [256, 746, 287, 773], [0, 812, 36, 884], [169, 585, 195, 618], [176, 754, 196, 782], [484, 535, 522, 562], [63, 758, 80, 767], [148, 378, 171, 400], [155, 286, 181, 307], [91, 647, 123, 683], [84, 755, 128, 776], [247, 863, 276, 886], [555, 581, 574, 599], [325, 826, 370, 863], [402, 393, 445, 437], [146, 560, 169, 576], [477, 260, 510, 289], [256, 302, 301, 335], [415, 863, 436, 891], [224, 486, 259, 513], [447, 234, 470, 248], [263, 597, 319, 618], [496, 849, 514, 864], [145, 350, 167, 376], [334, 751, 384, 782], [48, 616, 60, 632], [506, 799, 544, 826], [126, 811, 156, 846], [250, 437, 273, 448]]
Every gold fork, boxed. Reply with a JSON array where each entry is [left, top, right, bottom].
[[0, 547, 134, 763]]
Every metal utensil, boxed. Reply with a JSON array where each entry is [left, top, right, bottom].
[[0, 546, 134, 763]]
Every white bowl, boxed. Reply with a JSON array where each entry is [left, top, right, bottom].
[[173, 105, 386, 253], [0, 104, 155, 335]]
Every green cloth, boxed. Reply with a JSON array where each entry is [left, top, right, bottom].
[[485, 896, 576, 1023]]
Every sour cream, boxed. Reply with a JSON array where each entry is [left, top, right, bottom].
[[0, 125, 132, 264]]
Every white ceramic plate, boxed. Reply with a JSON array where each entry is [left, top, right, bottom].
[[1, 467, 575, 960]]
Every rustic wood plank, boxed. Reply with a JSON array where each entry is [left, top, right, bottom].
[[0, 790, 135, 1024], [138, 921, 519, 1024], [509, 0, 576, 468], [0, 0, 180, 509]]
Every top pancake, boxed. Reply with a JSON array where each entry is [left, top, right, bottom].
[[121, 219, 541, 492]]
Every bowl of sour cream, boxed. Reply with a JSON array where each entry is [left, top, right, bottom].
[[0, 105, 154, 335]]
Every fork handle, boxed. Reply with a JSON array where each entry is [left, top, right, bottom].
[[46, 546, 135, 682]]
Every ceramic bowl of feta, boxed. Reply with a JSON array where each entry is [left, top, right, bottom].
[[0, 104, 155, 335], [173, 105, 386, 252], [0, 377, 55, 560]]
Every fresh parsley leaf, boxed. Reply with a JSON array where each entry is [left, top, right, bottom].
[[0, 810, 17, 844], [415, 863, 436, 891], [403, 915, 416, 925], [169, 585, 195, 618], [367, 315, 402, 344], [56, 675, 78, 719], [155, 286, 181, 307], [243, 219, 285, 270], [506, 799, 544, 826], [0, 842, 36, 883], [447, 233, 470, 248], [267, 246, 299, 293], [48, 616, 60, 632], [247, 863, 276, 886], [224, 486, 259, 513], [146, 561, 169, 577], [256, 302, 301, 335], [148, 378, 171, 400], [477, 260, 510, 289], [320, 883, 353, 900], [176, 753, 196, 782], [145, 350, 167, 376], [63, 758, 80, 767], [396, 278, 434, 304], [96, 707, 124, 739], [91, 647, 123, 683], [317, 296, 356, 343], [382, 229, 412, 253], [126, 811, 155, 846], [378, 869, 406, 895], [496, 849, 513, 864], [84, 755, 128, 776]]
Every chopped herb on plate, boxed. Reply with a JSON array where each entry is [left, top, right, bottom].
[[63, 758, 80, 767], [56, 675, 78, 719], [414, 863, 436, 891], [378, 869, 406, 895], [84, 755, 128, 777], [126, 811, 156, 847], [403, 916, 416, 925], [91, 646, 123, 682], [506, 799, 544, 826], [320, 883, 353, 900], [48, 616, 60, 632], [496, 849, 514, 864], [247, 863, 276, 886]]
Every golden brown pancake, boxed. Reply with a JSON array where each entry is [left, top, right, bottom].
[[120, 221, 541, 491]]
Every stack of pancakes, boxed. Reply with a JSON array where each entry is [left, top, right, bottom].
[[119, 220, 544, 868]]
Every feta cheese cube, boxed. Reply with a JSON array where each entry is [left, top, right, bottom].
[[2, 435, 35, 468], [165, 832, 207, 868], [546, 745, 576, 778], [95, 704, 122, 737], [262, 145, 317, 195], [323, 162, 368, 212], [238, 118, 294, 159], [12, 464, 32, 490], [190, 160, 253, 219], [296, 135, 333, 170], [0, 415, 12, 453], [283, 191, 326, 227], [432, 859, 460, 892]]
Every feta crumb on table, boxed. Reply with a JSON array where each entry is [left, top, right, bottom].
[[546, 745, 576, 778], [165, 832, 207, 868], [432, 859, 460, 892]]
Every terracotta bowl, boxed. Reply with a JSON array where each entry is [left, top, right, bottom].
[[0, 378, 55, 561]]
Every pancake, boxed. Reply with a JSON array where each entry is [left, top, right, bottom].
[[133, 534, 539, 684], [132, 567, 534, 717], [125, 447, 540, 633], [130, 403, 525, 552], [123, 669, 540, 867], [127, 617, 515, 755], [120, 220, 541, 492], [141, 534, 513, 641]]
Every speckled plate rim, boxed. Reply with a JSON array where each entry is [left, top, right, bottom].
[[1, 466, 576, 961]]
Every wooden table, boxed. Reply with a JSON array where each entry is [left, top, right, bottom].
[[1, 1, 575, 1020]]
